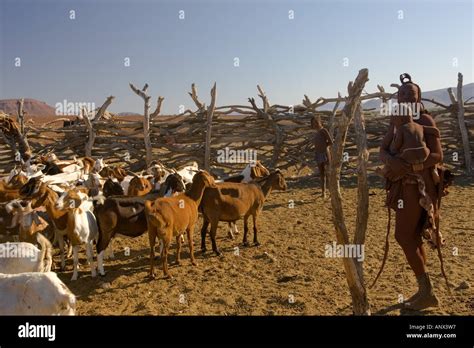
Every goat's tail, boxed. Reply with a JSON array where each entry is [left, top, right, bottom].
[[36, 232, 53, 272], [370, 207, 391, 289]]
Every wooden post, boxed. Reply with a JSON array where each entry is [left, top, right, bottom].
[[249, 85, 284, 167], [130, 83, 156, 166], [188, 83, 206, 119], [82, 96, 114, 158], [454, 73, 471, 174], [82, 108, 95, 157], [329, 92, 342, 138], [353, 103, 369, 280], [17, 98, 25, 135], [327, 68, 371, 315], [92, 96, 115, 123], [204, 83, 217, 171], [15, 98, 31, 160]]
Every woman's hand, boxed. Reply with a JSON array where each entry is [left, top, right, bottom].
[[385, 156, 411, 181]]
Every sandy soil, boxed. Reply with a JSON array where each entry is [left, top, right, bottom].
[[55, 174, 474, 316]]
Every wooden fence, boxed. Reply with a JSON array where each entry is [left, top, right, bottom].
[[0, 72, 473, 177]]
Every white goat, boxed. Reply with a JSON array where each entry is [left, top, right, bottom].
[[0, 272, 76, 315], [0, 242, 50, 273], [55, 189, 102, 280]]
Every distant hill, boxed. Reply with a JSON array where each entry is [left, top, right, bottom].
[[0, 98, 56, 117]]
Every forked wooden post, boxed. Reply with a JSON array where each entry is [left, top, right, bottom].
[[82, 96, 114, 158], [204, 83, 217, 171], [82, 108, 95, 158], [130, 83, 161, 166], [353, 104, 369, 279], [327, 68, 371, 315], [249, 85, 284, 167], [17, 98, 25, 135], [453, 73, 471, 174], [15, 98, 31, 160]]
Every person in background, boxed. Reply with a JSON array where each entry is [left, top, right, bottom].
[[311, 115, 333, 198]]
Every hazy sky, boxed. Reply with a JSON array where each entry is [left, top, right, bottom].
[[0, 0, 472, 114]]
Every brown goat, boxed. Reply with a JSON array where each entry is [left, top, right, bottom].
[[128, 176, 153, 196], [4, 200, 53, 272], [0, 181, 21, 203], [20, 177, 70, 269], [99, 166, 128, 182], [144, 171, 216, 278], [200, 170, 287, 255]]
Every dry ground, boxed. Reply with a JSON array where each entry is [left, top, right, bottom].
[[56, 174, 474, 316]]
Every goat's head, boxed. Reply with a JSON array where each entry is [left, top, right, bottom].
[[103, 178, 124, 197], [56, 189, 86, 211], [130, 177, 149, 191], [266, 170, 287, 191], [85, 172, 101, 190], [20, 177, 43, 198], [163, 173, 186, 194], [44, 152, 58, 163], [20, 177, 55, 209], [4, 200, 39, 229], [93, 158, 105, 172], [7, 167, 28, 188], [191, 170, 216, 189]]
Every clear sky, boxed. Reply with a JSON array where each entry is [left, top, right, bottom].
[[0, 0, 472, 114]]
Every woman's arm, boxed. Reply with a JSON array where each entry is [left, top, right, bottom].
[[379, 124, 394, 164]]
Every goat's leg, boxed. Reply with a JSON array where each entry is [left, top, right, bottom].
[[175, 234, 182, 265], [162, 234, 172, 278], [96, 226, 110, 274], [86, 241, 97, 277], [66, 238, 73, 259], [71, 245, 80, 281], [227, 223, 235, 239], [252, 214, 260, 246], [187, 225, 197, 266], [148, 229, 156, 279], [200, 219, 209, 253], [97, 249, 105, 277], [104, 239, 115, 260], [57, 234, 66, 271], [209, 221, 221, 256], [243, 216, 250, 247]]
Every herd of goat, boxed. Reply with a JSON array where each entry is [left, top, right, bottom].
[[0, 153, 287, 315]]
